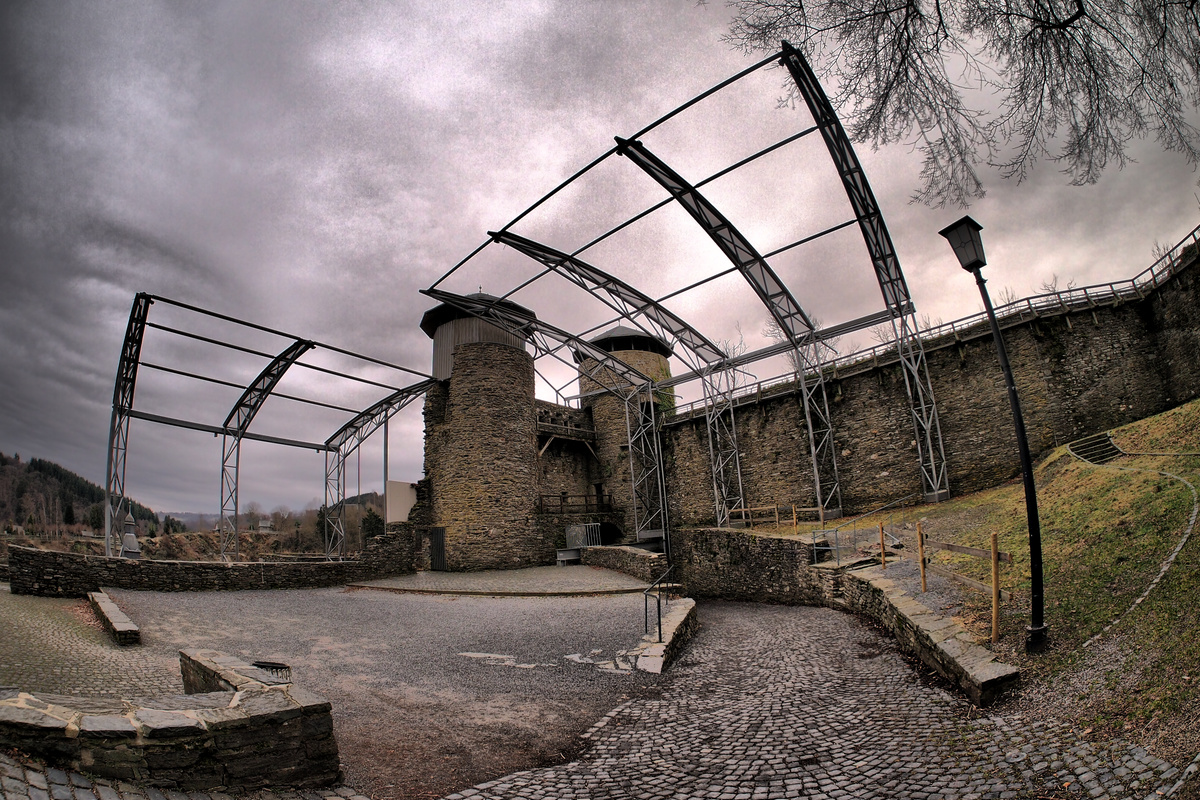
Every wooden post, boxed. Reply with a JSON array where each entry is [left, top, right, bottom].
[[792, 504, 798, 529], [991, 531, 1001, 645], [917, 521, 927, 593], [879, 521, 886, 569]]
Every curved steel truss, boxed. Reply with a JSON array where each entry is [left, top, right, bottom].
[[104, 294, 431, 561], [428, 39, 951, 546]]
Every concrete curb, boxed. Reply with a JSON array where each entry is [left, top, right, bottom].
[[629, 598, 697, 674], [87, 590, 139, 646]]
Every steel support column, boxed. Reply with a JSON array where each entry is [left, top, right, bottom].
[[781, 41, 949, 502], [105, 293, 153, 557]]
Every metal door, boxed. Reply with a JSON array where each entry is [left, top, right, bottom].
[[428, 527, 447, 571]]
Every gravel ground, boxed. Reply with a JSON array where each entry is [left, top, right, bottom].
[[107, 586, 660, 800]]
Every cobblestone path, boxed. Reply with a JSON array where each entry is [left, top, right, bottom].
[[443, 602, 1186, 800], [0, 586, 179, 698]]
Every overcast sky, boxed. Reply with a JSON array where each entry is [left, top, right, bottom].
[[2, 1, 1198, 516]]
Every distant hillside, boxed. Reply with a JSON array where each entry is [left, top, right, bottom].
[[0, 452, 155, 533]]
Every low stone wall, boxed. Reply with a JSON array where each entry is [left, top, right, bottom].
[[9, 527, 420, 597], [87, 591, 139, 645], [580, 545, 666, 583], [831, 565, 1019, 706], [0, 649, 339, 790], [673, 528, 1018, 706], [629, 598, 698, 674], [671, 527, 830, 605]]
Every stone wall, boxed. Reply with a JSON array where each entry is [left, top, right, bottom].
[[663, 257, 1200, 522], [672, 528, 1018, 705], [579, 544, 666, 583], [9, 527, 420, 597], [0, 649, 339, 790], [423, 342, 554, 570]]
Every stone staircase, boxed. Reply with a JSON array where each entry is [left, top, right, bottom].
[[1068, 432, 1124, 464]]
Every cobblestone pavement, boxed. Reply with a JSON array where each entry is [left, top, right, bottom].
[[350, 565, 649, 595], [442, 602, 1189, 800], [0, 585, 179, 698]]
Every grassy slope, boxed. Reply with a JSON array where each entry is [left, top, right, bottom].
[[911, 398, 1200, 778]]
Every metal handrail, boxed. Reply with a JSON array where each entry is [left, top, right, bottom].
[[669, 221, 1200, 420], [643, 564, 676, 643]]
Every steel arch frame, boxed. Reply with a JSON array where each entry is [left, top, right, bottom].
[[105, 293, 153, 557], [616, 137, 843, 520], [489, 230, 750, 527], [104, 293, 431, 562], [321, 378, 437, 559], [781, 41, 949, 502]]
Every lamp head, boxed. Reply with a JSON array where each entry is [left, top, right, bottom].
[[938, 215, 986, 272]]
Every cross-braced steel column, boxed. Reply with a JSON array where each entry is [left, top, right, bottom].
[[781, 41, 949, 501], [323, 449, 347, 559], [219, 338, 314, 560], [105, 293, 153, 557], [701, 368, 745, 527], [623, 390, 670, 556]]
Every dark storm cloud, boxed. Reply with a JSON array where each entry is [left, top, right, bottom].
[[1, 0, 1197, 514]]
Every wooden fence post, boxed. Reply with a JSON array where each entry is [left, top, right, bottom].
[[879, 521, 886, 569], [991, 531, 1000, 645], [917, 521, 927, 593]]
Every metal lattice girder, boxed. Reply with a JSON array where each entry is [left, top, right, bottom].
[[780, 41, 949, 501], [320, 378, 435, 560], [105, 293, 153, 557], [616, 137, 817, 342], [617, 138, 841, 518], [219, 338, 315, 560], [702, 368, 745, 527], [324, 450, 347, 560], [420, 288, 672, 548], [488, 230, 726, 371]]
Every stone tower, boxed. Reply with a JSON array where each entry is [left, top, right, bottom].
[[576, 327, 673, 543], [420, 295, 548, 570]]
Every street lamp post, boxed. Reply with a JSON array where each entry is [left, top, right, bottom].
[[939, 216, 1049, 652]]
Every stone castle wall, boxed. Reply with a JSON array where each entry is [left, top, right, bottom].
[[423, 341, 553, 570], [663, 258, 1199, 523]]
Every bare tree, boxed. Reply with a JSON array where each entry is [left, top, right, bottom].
[[995, 285, 1020, 306], [1037, 273, 1078, 294], [727, 0, 1200, 207], [762, 315, 840, 370]]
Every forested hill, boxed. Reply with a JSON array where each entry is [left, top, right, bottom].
[[0, 452, 155, 532]]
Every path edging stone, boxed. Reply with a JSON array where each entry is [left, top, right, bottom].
[[86, 590, 139, 646]]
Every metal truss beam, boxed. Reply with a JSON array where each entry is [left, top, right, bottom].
[[105, 293, 153, 557], [489, 230, 726, 370], [781, 41, 949, 502], [219, 339, 314, 560], [421, 288, 672, 550], [617, 138, 841, 520], [321, 378, 436, 559]]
